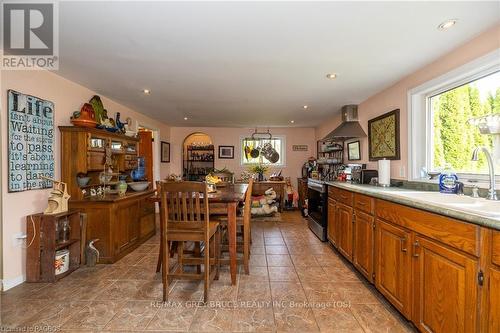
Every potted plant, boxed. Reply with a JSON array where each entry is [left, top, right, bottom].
[[249, 164, 269, 182]]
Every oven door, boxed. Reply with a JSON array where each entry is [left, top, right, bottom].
[[307, 182, 327, 241]]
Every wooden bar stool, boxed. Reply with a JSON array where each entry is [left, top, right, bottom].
[[159, 181, 221, 302]]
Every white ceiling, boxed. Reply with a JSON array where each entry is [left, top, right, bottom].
[[56, 1, 500, 127]]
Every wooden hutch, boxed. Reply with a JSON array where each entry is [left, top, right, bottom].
[[59, 126, 155, 263]]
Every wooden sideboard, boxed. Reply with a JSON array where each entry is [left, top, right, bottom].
[[70, 190, 155, 263], [60, 126, 155, 263], [327, 185, 498, 333]]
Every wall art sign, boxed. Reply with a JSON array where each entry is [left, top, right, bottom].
[[292, 145, 308, 151], [368, 109, 400, 161], [8, 90, 54, 192]]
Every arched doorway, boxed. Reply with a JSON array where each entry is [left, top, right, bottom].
[[182, 132, 214, 181]]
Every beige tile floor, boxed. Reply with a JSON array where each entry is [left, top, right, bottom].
[[0, 211, 416, 332]]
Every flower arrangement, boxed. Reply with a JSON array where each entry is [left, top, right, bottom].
[[248, 164, 269, 181], [249, 164, 269, 175]]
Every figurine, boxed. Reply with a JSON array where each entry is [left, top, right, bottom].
[[115, 112, 126, 133], [89, 95, 105, 124], [86, 239, 100, 266], [40, 176, 70, 214]]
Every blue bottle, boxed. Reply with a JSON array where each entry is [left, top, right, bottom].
[[439, 165, 458, 194]]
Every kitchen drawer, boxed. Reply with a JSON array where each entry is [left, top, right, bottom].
[[328, 186, 353, 206], [140, 201, 155, 216], [492, 230, 500, 267], [376, 199, 479, 256], [87, 151, 105, 171], [354, 193, 374, 215]]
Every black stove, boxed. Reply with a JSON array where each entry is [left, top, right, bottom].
[[307, 179, 328, 241]]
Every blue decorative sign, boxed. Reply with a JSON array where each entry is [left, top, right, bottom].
[[8, 90, 54, 192]]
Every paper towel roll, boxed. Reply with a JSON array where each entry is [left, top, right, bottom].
[[378, 159, 391, 187]]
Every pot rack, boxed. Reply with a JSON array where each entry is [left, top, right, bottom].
[[244, 128, 277, 141]]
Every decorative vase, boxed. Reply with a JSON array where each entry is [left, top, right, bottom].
[[258, 172, 264, 181], [117, 180, 128, 196], [71, 103, 97, 128], [131, 157, 146, 181]]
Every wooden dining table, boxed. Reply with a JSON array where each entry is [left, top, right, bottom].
[[150, 183, 248, 285]]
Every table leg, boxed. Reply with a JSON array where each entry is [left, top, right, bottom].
[[227, 202, 237, 285]]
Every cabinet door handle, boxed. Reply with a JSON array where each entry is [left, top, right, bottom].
[[400, 237, 407, 252], [412, 240, 420, 257]]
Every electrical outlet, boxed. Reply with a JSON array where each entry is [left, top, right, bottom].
[[400, 166, 406, 178], [12, 233, 27, 247]]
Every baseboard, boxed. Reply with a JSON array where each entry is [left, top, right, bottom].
[[1, 275, 25, 291]]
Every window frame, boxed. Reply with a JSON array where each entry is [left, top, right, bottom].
[[408, 49, 500, 183], [240, 135, 286, 167]]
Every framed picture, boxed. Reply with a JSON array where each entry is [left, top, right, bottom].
[[368, 109, 400, 161], [161, 141, 170, 163], [218, 145, 234, 159], [347, 140, 361, 160]]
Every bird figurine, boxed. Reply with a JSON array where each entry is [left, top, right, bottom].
[[86, 239, 100, 267]]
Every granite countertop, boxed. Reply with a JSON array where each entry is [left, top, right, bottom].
[[326, 181, 500, 231]]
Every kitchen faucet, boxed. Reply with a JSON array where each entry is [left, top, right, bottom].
[[471, 147, 498, 200]]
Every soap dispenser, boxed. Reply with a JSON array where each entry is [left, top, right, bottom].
[[439, 164, 458, 194]]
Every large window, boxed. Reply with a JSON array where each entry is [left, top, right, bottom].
[[409, 51, 500, 181], [241, 136, 285, 166], [429, 71, 499, 175]]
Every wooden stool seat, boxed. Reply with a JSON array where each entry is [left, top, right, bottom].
[[158, 181, 221, 303]]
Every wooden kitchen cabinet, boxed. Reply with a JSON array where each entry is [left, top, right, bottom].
[[485, 230, 500, 333], [412, 235, 479, 333], [327, 198, 337, 246], [336, 202, 354, 261], [325, 184, 499, 333], [140, 200, 156, 238], [115, 200, 139, 252], [353, 209, 374, 282], [375, 218, 412, 318], [487, 267, 500, 333]]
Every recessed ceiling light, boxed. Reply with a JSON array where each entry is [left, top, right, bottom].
[[142, 89, 151, 94], [183, 117, 188, 120], [326, 73, 337, 79], [290, 120, 295, 124], [303, 105, 309, 110], [438, 19, 458, 30]]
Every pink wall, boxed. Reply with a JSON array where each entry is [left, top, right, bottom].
[[1, 70, 170, 288], [170, 127, 317, 188], [317, 24, 500, 179]]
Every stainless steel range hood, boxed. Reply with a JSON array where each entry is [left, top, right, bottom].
[[322, 105, 366, 141]]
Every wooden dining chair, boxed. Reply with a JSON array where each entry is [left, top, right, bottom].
[[216, 178, 253, 274], [159, 181, 221, 302]]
